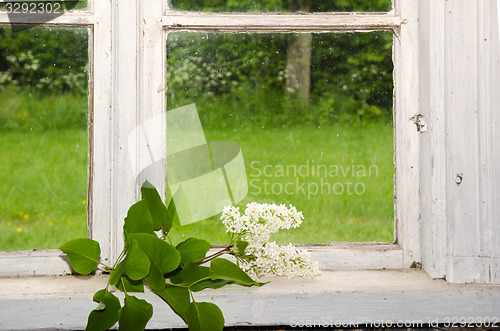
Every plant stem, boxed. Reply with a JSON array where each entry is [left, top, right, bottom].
[[192, 244, 233, 265]]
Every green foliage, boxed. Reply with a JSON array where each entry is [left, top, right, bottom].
[[186, 301, 225, 331], [167, 31, 393, 126], [170, 0, 391, 12], [141, 181, 170, 231], [0, 26, 88, 94], [123, 200, 154, 236], [176, 238, 212, 263], [86, 289, 121, 331], [210, 258, 265, 286], [109, 239, 150, 285], [59, 238, 100, 275], [59, 182, 264, 330], [118, 295, 154, 331], [155, 285, 190, 322]]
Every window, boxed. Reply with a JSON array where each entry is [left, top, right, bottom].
[[0, 0, 410, 275], [160, 1, 408, 270], [0, 0, 497, 283]]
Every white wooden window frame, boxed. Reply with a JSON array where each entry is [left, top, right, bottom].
[[1, 0, 499, 329], [0, 0, 414, 276]]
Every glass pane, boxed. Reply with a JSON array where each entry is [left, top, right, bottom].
[[166, 31, 394, 244], [0, 26, 89, 251], [168, 0, 392, 13]]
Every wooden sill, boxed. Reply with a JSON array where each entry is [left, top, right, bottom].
[[1, 269, 499, 329]]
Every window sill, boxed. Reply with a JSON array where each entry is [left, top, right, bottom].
[[1, 269, 499, 329]]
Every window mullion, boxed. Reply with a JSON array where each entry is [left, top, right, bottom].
[[393, 0, 421, 268], [93, 0, 166, 265], [89, 0, 114, 266]]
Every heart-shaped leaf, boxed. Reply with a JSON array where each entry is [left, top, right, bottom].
[[141, 181, 168, 232], [170, 262, 210, 287], [186, 301, 224, 331], [59, 238, 101, 275], [118, 294, 153, 331], [176, 238, 211, 263], [131, 233, 181, 291], [124, 200, 154, 237], [131, 233, 180, 274], [110, 239, 150, 285], [154, 284, 190, 322], [86, 289, 121, 331], [210, 258, 265, 287]]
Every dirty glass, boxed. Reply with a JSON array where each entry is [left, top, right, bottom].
[[168, 0, 392, 13], [0, 26, 89, 251], [165, 31, 394, 244]]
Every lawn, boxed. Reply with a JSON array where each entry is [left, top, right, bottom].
[[0, 122, 394, 251], [0, 129, 88, 251], [168, 123, 395, 245]]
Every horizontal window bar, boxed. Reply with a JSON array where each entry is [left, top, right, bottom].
[[0, 10, 93, 25], [163, 12, 401, 32]]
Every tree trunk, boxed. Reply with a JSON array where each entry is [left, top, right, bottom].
[[285, 0, 312, 104]]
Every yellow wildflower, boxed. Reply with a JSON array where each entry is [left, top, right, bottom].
[[17, 227, 22, 232]]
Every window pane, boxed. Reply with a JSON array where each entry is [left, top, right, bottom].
[[168, 0, 392, 13], [166, 31, 394, 244], [0, 26, 89, 251]]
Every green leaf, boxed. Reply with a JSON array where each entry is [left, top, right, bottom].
[[131, 233, 181, 291], [132, 233, 181, 274], [154, 284, 190, 322], [176, 238, 211, 263], [116, 276, 144, 293], [59, 238, 101, 275], [110, 239, 150, 285], [236, 240, 248, 256], [210, 258, 265, 287], [123, 200, 154, 237], [190, 279, 231, 292], [170, 262, 210, 287], [118, 294, 153, 331], [86, 289, 121, 331], [141, 181, 169, 232], [166, 195, 180, 230], [186, 301, 224, 331]]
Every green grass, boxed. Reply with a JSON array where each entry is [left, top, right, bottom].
[[0, 86, 394, 250], [0, 129, 88, 251], [0, 123, 393, 251], [168, 123, 394, 245]]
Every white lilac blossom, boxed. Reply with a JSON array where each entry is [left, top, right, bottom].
[[221, 203, 320, 279]]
